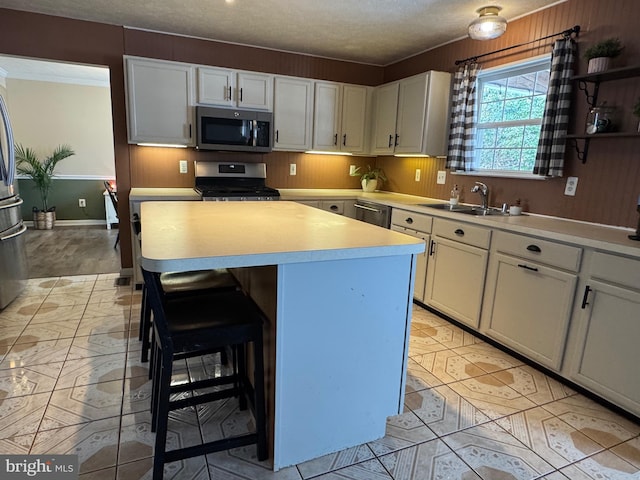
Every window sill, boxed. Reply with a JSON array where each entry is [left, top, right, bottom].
[[451, 170, 548, 180]]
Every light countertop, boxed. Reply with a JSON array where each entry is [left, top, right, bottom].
[[139, 201, 425, 273], [130, 187, 640, 259]]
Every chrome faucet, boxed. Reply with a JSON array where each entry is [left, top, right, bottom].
[[471, 182, 489, 209]]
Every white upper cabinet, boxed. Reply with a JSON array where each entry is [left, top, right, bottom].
[[198, 67, 272, 110], [273, 76, 314, 151], [371, 71, 451, 156], [125, 57, 195, 146], [312, 82, 370, 154]]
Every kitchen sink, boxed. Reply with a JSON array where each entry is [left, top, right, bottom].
[[419, 203, 511, 216]]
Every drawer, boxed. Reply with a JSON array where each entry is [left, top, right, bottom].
[[433, 218, 490, 249], [493, 231, 582, 272], [590, 252, 640, 289], [320, 200, 344, 215], [391, 209, 432, 233]]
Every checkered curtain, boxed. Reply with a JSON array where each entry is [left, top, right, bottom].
[[534, 37, 576, 177], [446, 62, 480, 171]]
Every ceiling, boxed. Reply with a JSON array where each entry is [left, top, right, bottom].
[[0, 0, 565, 66]]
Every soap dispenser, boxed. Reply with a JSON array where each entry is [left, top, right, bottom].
[[450, 184, 460, 205]]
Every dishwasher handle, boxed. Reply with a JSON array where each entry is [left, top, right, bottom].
[[354, 203, 383, 213], [0, 223, 27, 241]]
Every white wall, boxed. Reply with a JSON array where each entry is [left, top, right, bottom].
[[7, 78, 115, 178]]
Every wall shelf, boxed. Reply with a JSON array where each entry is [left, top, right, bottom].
[[569, 65, 640, 163]]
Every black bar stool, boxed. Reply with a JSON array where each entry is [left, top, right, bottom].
[[133, 215, 239, 363], [141, 266, 268, 479]]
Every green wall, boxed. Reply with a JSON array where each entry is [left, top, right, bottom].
[[17, 179, 111, 221]]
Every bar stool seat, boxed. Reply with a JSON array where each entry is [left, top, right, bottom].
[[141, 267, 268, 480]]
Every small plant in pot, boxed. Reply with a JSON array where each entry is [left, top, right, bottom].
[[15, 144, 75, 230], [584, 37, 623, 73], [350, 165, 387, 192]]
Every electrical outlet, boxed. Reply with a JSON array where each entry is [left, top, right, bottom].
[[436, 170, 446, 184], [349, 165, 357, 175], [564, 176, 578, 196], [78, 198, 86, 208], [415, 169, 421, 182], [289, 164, 297, 175], [179, 160, 188, 174]]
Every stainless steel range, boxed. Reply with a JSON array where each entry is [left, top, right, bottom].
[[194, 161, 280, 201]]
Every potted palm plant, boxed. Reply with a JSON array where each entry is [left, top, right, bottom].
[[15, 144, 75, 229], [584, 37, 623, 73], [350, 165, 387, 192]]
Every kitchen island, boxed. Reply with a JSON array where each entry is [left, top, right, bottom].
[[139, 200, 425, 470]]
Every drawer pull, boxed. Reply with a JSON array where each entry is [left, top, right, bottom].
[[454, 228, 464, 236], [330, 205, 338, 211], [526, 244, 541, 253], [518, 263, 539, 272], [405, 217, 414, 225], [429, 239, 436, 256], [581, 285, 592, 309]]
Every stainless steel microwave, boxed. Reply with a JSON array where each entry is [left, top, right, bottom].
[[196, 106, 273, 152]]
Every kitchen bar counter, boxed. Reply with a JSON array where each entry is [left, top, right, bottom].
[[140, 201, 424, 470]]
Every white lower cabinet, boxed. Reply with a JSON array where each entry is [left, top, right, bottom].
[[391, 209, 432, 302], [425, 218, 490, 328], [566, 252, 640, 416], [481, 231, 581, 370]]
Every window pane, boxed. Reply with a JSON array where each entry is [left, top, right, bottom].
[[534, 70, 550, 93], [521, 149, 537, 170], [494, 149, 522, 170], [478, 128, 497, 148], [505, 72, 537, 99], [481, 79, 506, 103], [531, 95, 546, 118], [479, 101, 503, 123], [496, 126, 524, 148], [477, 149, 495, 169], [503, 97, 533, 121], [523, 125, 541, 148]]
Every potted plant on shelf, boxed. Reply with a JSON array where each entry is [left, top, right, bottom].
[[584, 37, 623, 73], [15, 144, 75, 230], [350, 165, 387, 192]]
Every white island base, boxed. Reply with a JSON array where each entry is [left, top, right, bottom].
[[139, 201, 423, 470]]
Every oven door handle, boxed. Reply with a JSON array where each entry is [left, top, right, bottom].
[[251, 120, 258, 147]]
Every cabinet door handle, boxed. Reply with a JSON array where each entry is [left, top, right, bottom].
[[276, 130, 279, 142], [343, 134, 347, 146], [334, 133, 338, 145], [240, 87, 243, 102], [518, 263, 539, 272], [454, 228, 464, 236], [189, 124, 192, 138], [228, 86, 232, 100], [526, 244, 541, 253], [429, 239, 436, 256], [405, 217, 413, 225], [388, 135, 393, 148], [395, 134, 399, 146], [581, 285, 592, 309]]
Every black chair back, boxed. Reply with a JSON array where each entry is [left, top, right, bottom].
[[104, 181, 118, 219]]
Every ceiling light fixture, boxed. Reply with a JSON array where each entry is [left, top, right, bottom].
[[468, 6, 507, 41]]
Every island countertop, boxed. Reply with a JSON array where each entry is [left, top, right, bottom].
[[140, 200, 425, 273]]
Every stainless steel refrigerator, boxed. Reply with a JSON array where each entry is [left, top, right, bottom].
[[0, 94, 27, 309]]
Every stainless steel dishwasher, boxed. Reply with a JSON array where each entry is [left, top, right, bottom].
[[354, 200, 391, 228]]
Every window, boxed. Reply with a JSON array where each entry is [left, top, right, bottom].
[[474, 56, 550, 174]]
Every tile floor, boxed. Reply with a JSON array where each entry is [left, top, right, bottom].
[[0, 274, 639, 479]]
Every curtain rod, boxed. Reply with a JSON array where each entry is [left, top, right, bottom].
[[455, 25, 581, 65]]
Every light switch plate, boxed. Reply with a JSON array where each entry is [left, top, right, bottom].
[[349, 165, 357, 175], [415, 169, 421, 182], [436, 170, 446, 184], [290, 164, 297, 175], [179, 160, 188, 174], [564, 176, 578, 196]]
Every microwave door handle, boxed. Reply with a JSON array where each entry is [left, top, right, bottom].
[[252, 120, 258, 147]]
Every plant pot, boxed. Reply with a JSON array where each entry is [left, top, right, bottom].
[[587, 57, 611, 74], [33, 210, 55, 230], [361, 178, 377, 192]]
